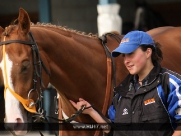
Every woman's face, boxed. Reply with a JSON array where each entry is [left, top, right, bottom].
[[122, 47, 152, 75]]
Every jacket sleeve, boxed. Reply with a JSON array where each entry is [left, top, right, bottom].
[[167, 73, 181, 124], [108, 105, 116, 122], [107, 93, 121, 122]]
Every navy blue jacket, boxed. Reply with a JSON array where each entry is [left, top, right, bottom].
[[108, 63, 181, 136]]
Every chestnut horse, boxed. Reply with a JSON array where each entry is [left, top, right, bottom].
[[148, 26, 181, 74], [0, 8, 126, 136], [1, 8, 181, 136]]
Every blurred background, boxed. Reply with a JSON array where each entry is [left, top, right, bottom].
[[0, 0, 181, 134], [0, 0, 181, 35]]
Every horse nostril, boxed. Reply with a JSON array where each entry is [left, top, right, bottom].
[[16, 118, 22, 123], [14, 118, 24, 131]]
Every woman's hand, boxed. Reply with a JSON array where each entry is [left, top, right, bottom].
[[70, 98, 111, 134], [69, 98, 94, 115]]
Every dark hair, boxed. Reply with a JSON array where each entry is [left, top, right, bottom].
[[140, 42, 163, 64]]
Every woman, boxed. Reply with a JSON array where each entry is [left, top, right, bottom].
[[70, 30, 181, 136]]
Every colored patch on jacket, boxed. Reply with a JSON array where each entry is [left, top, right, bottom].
[[144, 98, 155, 105]]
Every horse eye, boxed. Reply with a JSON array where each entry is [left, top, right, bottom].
[[21, 66, 27, 72]]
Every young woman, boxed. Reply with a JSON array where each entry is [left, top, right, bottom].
[[70, 30, 181, 136]]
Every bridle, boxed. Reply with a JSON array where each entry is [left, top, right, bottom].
[[0, 31, 93, 136], [0, 31, 51, 114], [0, 30, 96, 123]]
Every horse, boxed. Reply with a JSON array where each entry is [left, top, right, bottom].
[[1, 8, 181, 136], [0, 8, 126, 136], [147, 26, 181, 74]]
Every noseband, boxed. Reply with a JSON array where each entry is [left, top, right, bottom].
[[0, 32, 50, 114]]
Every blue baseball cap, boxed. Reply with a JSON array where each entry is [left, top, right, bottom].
[[112, 30, 155, 57]]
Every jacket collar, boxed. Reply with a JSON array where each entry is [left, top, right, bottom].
[[114, 62, 162, 96]]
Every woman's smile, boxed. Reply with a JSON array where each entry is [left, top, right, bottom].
[[127, 64, 134, 70]]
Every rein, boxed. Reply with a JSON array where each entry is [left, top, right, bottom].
[[93, 33, 124, 136], [44, 105, 90, 123], [48, 33, 123, 136], [32, 105, 90, 136]]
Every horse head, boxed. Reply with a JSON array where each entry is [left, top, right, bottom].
[[0, 8, 50, 135]]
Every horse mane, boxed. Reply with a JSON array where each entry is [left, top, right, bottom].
[[3, 25, 15, 36], [3, 20, 99, 38], [31, 22, 99, 38]]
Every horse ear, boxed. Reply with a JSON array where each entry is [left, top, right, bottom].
[[17, 8, 31, 34]]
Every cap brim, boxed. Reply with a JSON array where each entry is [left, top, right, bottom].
[[112, 43, 139, 57]]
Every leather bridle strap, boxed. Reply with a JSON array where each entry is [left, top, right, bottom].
[[0, 33, 51, 77], [2, 36, 37, 113], [93, 35, 115, 136], [0, 40, 35, 46], [0, 32, 51, 113], [94, 33, 122, 136]]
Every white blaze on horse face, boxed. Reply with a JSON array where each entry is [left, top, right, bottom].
[[0, 53, 27, 134]]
